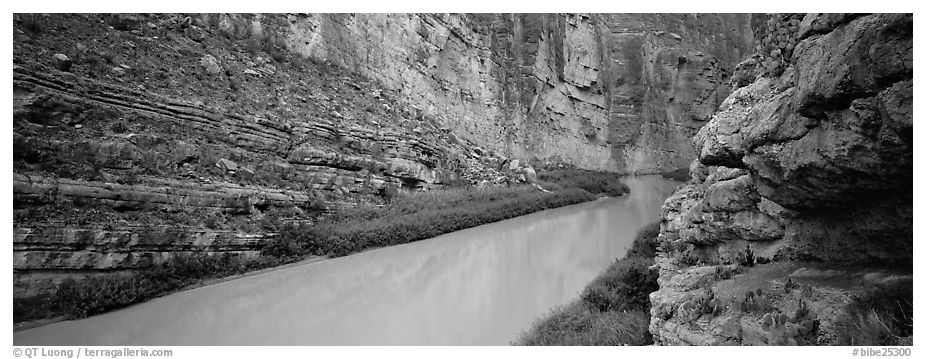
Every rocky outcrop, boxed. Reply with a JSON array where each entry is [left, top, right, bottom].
[[650, 14, 912, 345], [14, 174, 318, 213], [14, 226, 267, 298]]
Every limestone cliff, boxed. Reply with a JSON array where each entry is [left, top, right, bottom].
[[276, 13, 755, 172], [649, 14, 912, 345]]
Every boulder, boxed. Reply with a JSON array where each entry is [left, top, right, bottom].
[[532, 183, 551, 193], [200, 54, 223, 74], [216, 158, 238, 172], [523, 166, 537, 183], [238, 166, 255, 180], [52, 53, 72, 71]]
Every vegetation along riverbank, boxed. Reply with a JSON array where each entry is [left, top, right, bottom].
[[516, 222, 661, 345], [14, 169, 629, 325], [516, 223, 913, 346]]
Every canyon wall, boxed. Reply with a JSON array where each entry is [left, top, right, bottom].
[[275, 13, 755, 172], [12, 14, 503, 298], [649, 13, 912, 345], [12, 13, 754, 301]]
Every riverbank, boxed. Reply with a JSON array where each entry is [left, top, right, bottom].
[[16, 178, 681, 345], [14, 170, 629, 326], [515, 222, 661, 345]]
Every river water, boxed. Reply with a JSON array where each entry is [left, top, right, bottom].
[[14, 176, 680, 346]]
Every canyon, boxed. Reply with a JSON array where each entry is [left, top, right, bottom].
[[13, 13, 755, 300], [12, 12, 913, 346]]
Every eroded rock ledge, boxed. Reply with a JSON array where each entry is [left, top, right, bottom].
[[650, 14, 912, 345]]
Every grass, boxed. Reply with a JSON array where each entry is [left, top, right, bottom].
[[537, 169, 630, 197], [832, 278, 913, 346], [261, 186, 599, 258], [581, 256, 660, 313], [14, 253, 284, 322], [515, 222, 661, 345], [625, 222, 661, 259], [660, 167, 690, 182], [16, 180, 628, 324], [517, 305, 653, 346]]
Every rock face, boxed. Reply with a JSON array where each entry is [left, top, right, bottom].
[[609, 14, 757, 173], [650, 14, 912, 345], [275, 13, 755, 172], [11, 63, 454, 296], [12, 14, 509, 298]]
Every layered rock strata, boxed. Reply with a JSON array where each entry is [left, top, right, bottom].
[[12, 14, 508, 297]]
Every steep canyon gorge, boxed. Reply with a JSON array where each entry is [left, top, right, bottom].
[[13, 13, 755, 300], [12, 12, 912, 345]]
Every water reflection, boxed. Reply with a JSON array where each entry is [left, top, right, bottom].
[[14, 176, 680, 345]]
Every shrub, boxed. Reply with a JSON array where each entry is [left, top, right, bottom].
[[832, 278, 913, 345], [273, 186, 596, 258], [13, 135, 45, 164], [380, 184, 399, 203], [537, 169, 629, 197], [259, 212, 282, 231], [516, 303, 652, 346], [518, 224, 663, 346], [441, 177, 472, 188], [110, 122, 129, 133], [17, 14, 43, 34], [580, 257, 659, 313], [17, 185, 600, 323], [203, 215, 221, 229], [326, 236, 354, 257], [262, 35, 289, 63], [625, 222, 660, 259], [25, 253, 237, 319], [660, 167, 690, 181], [261, 222, 318, 258], [585, 222, 661, 315], [13, 295, 50, 323]]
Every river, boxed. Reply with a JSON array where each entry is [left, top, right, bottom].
[[13, 176, 680, 345]]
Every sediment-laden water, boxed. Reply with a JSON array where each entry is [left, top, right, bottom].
[[14, 176, 680, 345]]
